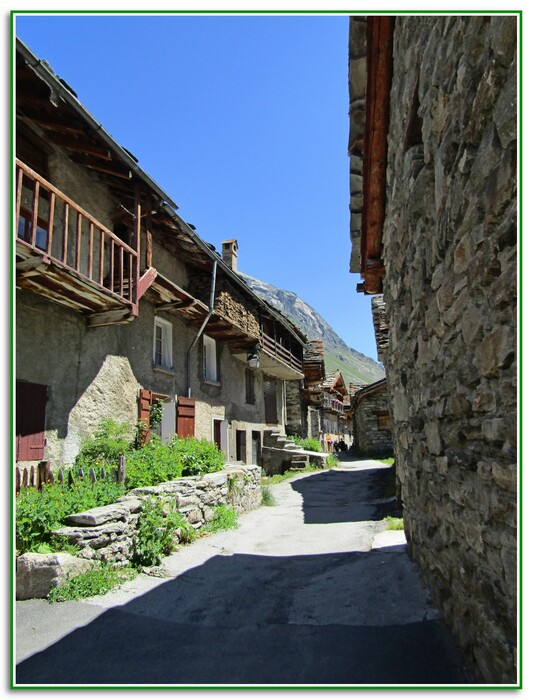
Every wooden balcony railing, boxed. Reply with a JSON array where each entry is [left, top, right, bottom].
[[16, 159, 138, 307], [323, 395, 345, 413], [260, 330, 303, 373]]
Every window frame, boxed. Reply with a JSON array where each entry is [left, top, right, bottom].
[[203, 334, 218, 383], [153, 316, 173, 371]]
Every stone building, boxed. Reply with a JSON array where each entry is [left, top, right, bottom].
[[348, 16, 518, 683], [352, 378, 393, 457], [15, 39, 307, 473]]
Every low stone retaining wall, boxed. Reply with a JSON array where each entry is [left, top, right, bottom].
[[16, 464, 261, 600]]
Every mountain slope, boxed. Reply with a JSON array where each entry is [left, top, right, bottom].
[[240, 273, 385, 386]]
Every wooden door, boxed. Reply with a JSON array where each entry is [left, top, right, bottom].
[[16, 381, 47, 461]]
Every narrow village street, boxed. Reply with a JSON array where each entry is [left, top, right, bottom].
[[16, 455, 472, 686]]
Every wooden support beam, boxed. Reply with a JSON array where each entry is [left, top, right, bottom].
[[18, 113, 85, 135], [360, 16, 394, 292], [46, 133, 112, 160], [145, 197, 153, 269], [137, 267, 157, 300], [86, 308, 134, 327]]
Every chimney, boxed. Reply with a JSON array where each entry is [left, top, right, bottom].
[[222, 239, 238, 272]]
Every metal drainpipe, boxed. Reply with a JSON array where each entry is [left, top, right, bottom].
[[186, 258, 218, 399]]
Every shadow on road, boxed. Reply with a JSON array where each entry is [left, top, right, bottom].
[[290, 467, 401, 524], [16, 548, 472, 686]]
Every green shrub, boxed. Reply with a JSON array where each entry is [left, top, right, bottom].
[[75, 418, 132, 471], [16, 478, 125, 554], [173, 437, 225, 477], [48, 563, 135, 602], [202, 505, 239, 533], [131, 497, 191, 568], [125, 436, 224, 490], [288, 435, 322, 452], [125, 436, 183, 490]]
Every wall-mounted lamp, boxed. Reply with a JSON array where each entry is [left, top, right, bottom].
[[247, 346, 261, 370]]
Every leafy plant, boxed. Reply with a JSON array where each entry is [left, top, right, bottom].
[[201, 505, 238, 533], [16, 478, 125, 554], [125, 436, 225, 490], [149, 399, 164, 430], [48, 563, 135, 602], [75, 418, 132, 471], [174, 438, 225, 477], [131, 497, 190, 568]]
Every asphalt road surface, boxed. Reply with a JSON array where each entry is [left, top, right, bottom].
[[15, 456, 474, 687]]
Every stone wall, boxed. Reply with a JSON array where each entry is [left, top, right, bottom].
[[370, 16, 517, 683], [17, 464, 261, 599], [352, 383, 393, 456]]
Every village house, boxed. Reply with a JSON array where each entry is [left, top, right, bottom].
[[320, 370, 351, 450], [348, 16, 517, 683], [286, 340, 353, 450], [351, 378, 393, 457], [15, 38, 307, 474]]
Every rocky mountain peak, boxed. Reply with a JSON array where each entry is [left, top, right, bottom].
[[239, 272, 385, 386]]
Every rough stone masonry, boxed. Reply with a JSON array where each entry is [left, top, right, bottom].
[[349, 16, 517, 684]]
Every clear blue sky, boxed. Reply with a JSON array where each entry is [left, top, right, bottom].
[[15, 12, 381, 361]]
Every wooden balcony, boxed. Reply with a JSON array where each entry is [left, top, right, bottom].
[[15, 160, 139, 326], [323, 395, 345, 414], [259, 330, 303, 379]]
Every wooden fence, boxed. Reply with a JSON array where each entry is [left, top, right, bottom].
[[15, 457, 126, 496]]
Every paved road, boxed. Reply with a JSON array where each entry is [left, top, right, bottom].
[[15, 456, 473, 686]]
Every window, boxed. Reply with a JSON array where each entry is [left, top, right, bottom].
[[203, 335, 218, 382], [153, 317, 173, 370], [245, 368, 255, 404]]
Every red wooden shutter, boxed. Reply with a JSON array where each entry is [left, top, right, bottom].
[[138, 388, 152, 444], [16, 381, 47, 461], [176, 397, 195, 438]]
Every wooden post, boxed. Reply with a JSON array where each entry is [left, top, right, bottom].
[[58, 468, 64, 485], [62, 202, 69, 264], [37, 460, 49, 491], [47, 191, 55, 257], [16, 468, 21, 495], [78, 467, 84, 479], [68, 469, 74, 487], [45, 463, 54, 484], [23, 468, 29, 489], [89, 468, 97, 483], [100, 466, 106, 480], [146, 196, 153, 269], [29, 465, 35, 488], [117, 455, 126, 484], [134, 184, 141, 305]]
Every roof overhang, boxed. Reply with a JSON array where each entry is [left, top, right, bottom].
[[348, 17, 395, 295]]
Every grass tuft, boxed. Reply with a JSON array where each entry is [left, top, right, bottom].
[[48, 563, 136, 602], [384, 516, 404, 531], [261, 485, 276, 506], [201, 505, 239, 533]]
